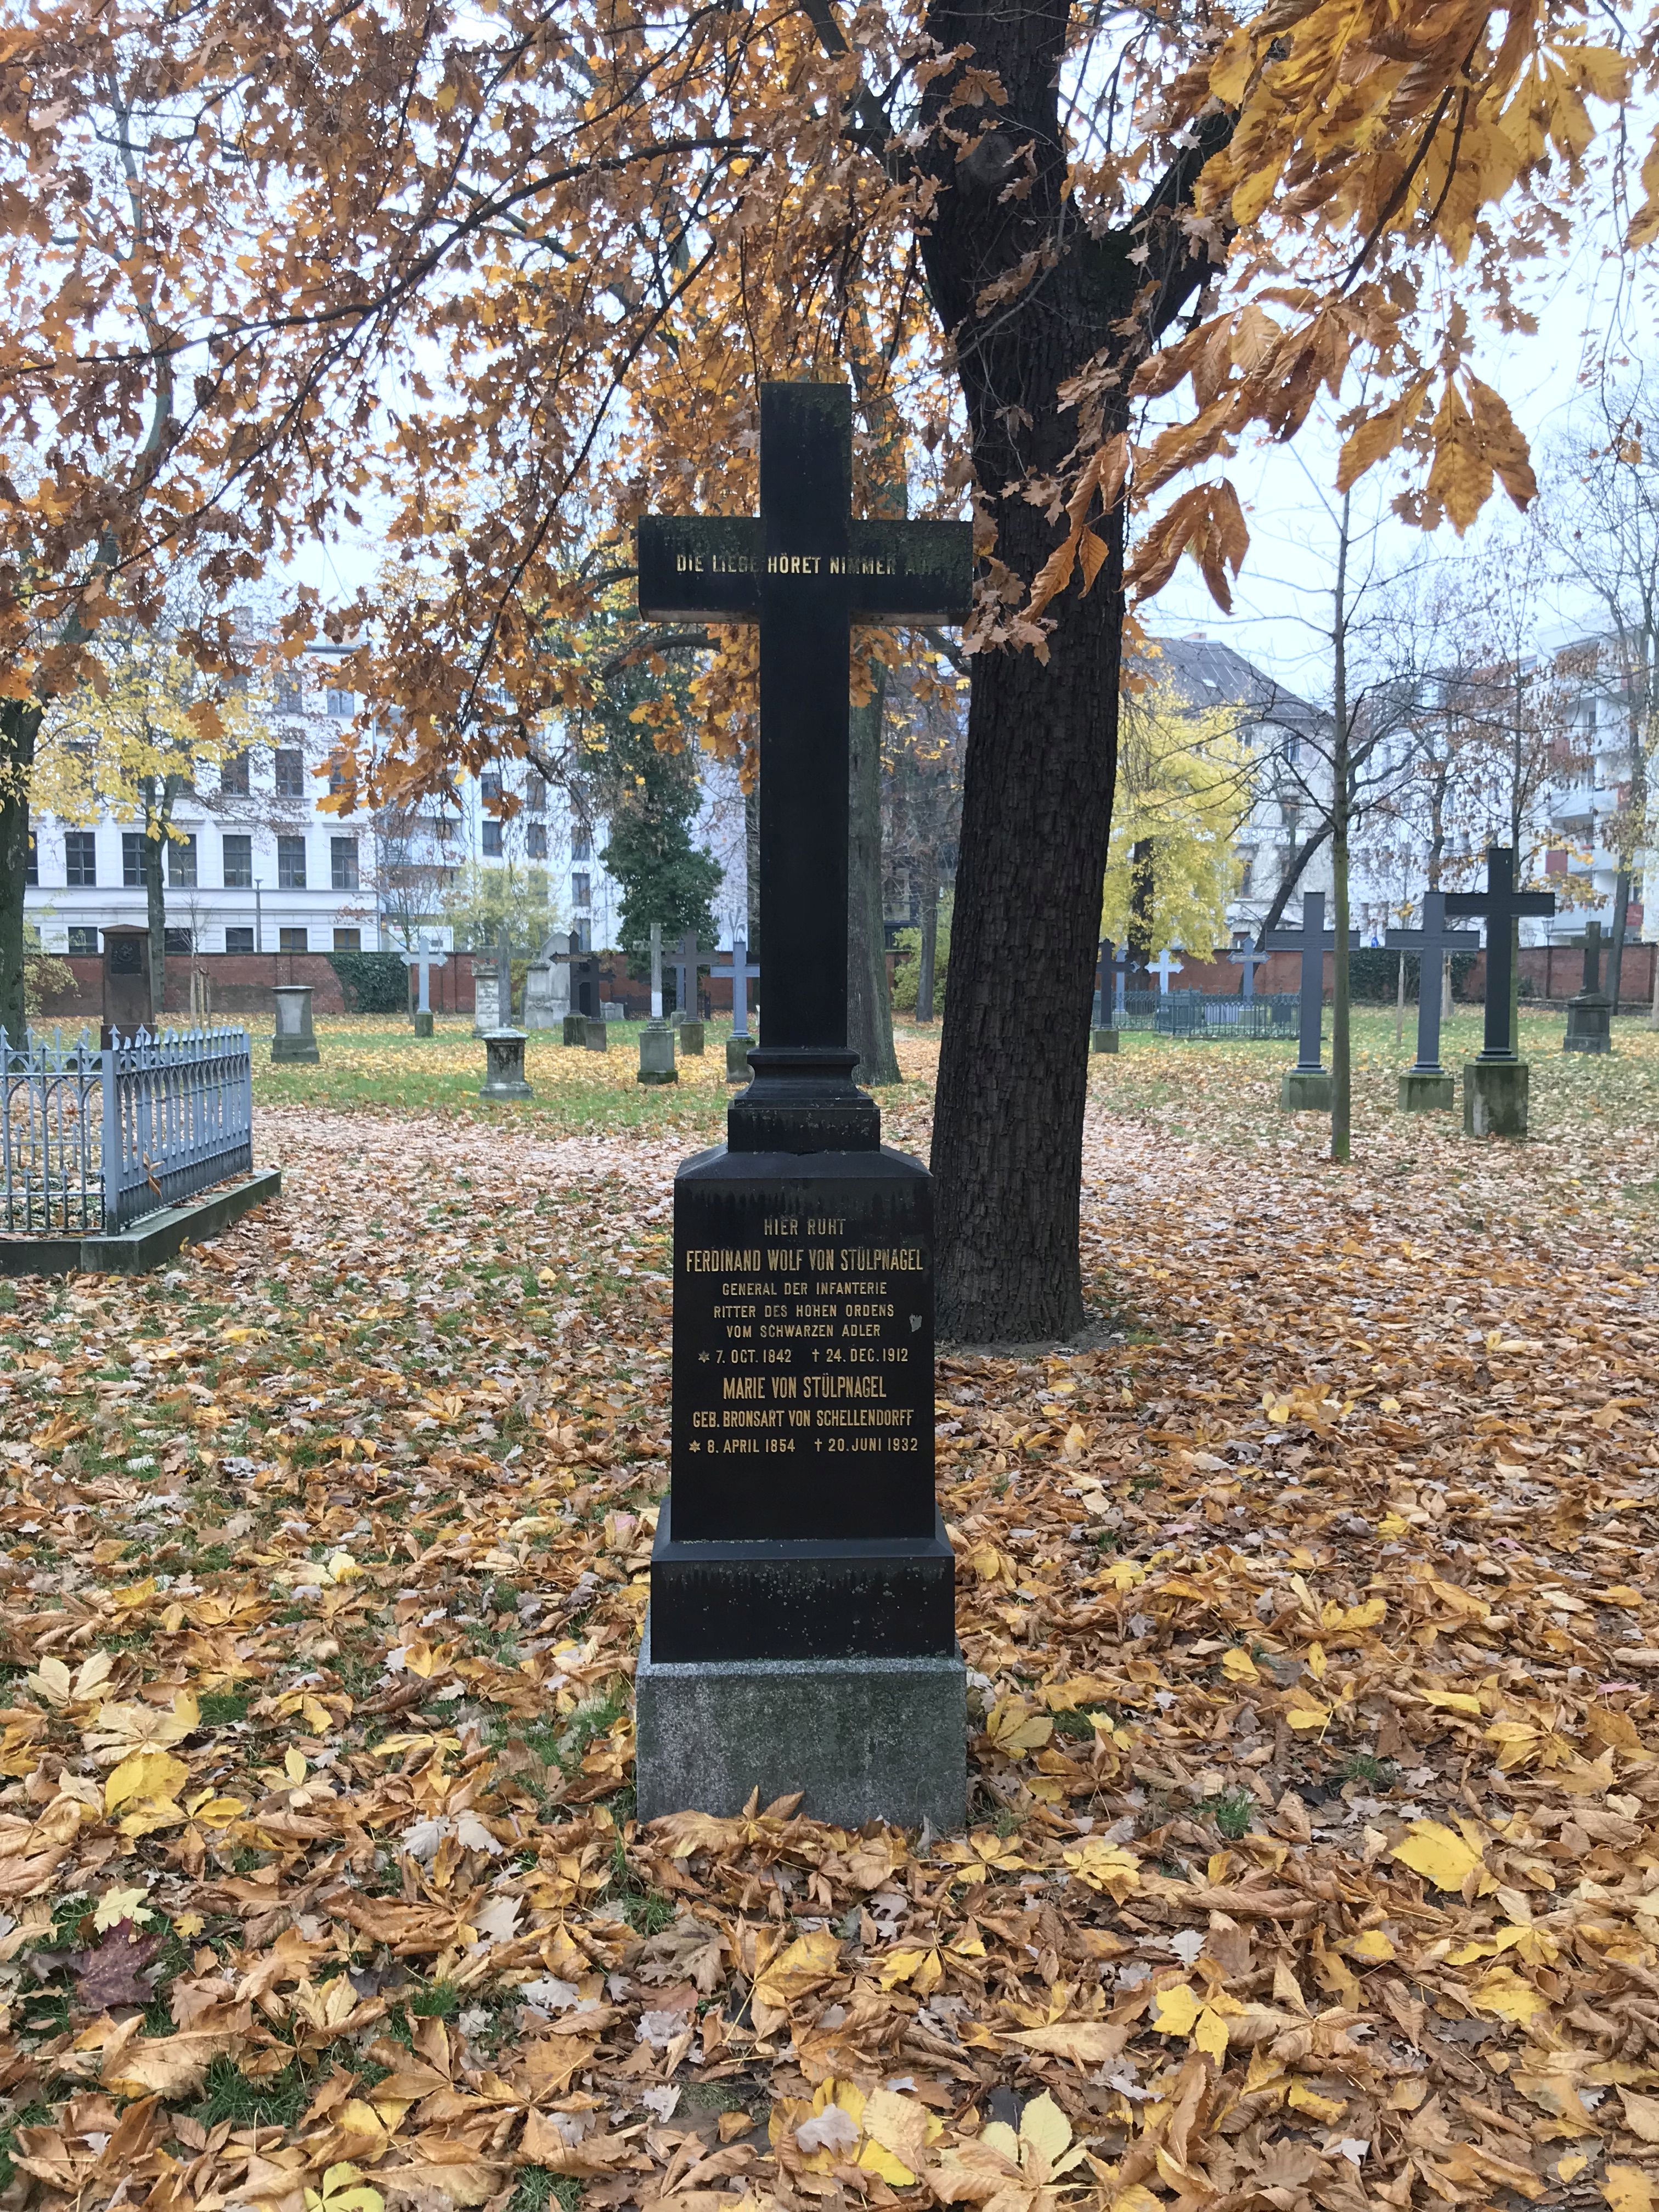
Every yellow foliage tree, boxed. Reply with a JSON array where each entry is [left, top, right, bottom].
[[34, 622, 256, 1012], [1099, 689, 1254, 962]]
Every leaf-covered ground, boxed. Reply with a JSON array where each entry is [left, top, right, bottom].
[[2, 1015, 1658, 2212]]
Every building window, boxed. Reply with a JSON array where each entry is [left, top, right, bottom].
[[333, 926, 362, 951], [480, 772, 503, 810], [167, 833, 198, 888], [275, 747, 305, 797], [123, 831, 148, 888], [325, 689, 354, 718], [222, 833, 253, 888], [572, 871, 590, 907], [219, 750, 250, 797], [64, 831, 97, 887], [575, 917, 591, 952], [1279, 735, 1301, 766], [526, 772, 546, 812], [163, 927, 193, 955], [274, 676, 303, 714], [330, 834, 359, 890], [427, 814, 454, 844], [277, 835, 307, 889], [526, 822, 548, 859], [482, 821, 504, 857], [225, 927, 255, 954], [68, 926, 97, 956], [572, 828, 592, 861], [279, 927, 308, 953]]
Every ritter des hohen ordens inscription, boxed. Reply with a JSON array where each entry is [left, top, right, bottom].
[[632, 382, 973, 1827]]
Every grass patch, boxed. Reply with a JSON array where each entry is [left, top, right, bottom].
[[1201, 1787, 1257, 1840], [409, 1979, 462, 2018], [0, 2102, 54, 2191], [197, 1688, 250, 1725], [191, 2057, 308, 2130], [509, 2169, 584, 2212], [1342, 1751, 1398, 1787]]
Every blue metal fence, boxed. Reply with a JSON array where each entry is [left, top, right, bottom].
[[1, 1025, 253, 1234], [1096, 990, 1300, 1040]]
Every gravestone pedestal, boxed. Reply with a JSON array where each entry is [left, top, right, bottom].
[[726, 1033, 753, 1082], [1464, 1058, 1528, 1137], [584, 1017, 609, 1052], [479, 1029, 533, 1099], [1280, 1068, 1331, 1110], [562, 1013, 587, 1046], [271, 984, 320, 1064], [413, 1009, 434, 1039], [638, 1023, 678, 1086], [1398, 1069, 1454, 1111], [1091, 1026, 1118, 1055], [1564, 990, 1612, 1053], [678, 1020, 706, 1056]]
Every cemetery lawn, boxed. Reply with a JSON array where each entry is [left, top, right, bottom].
[[1, 1009, 1657, 2211]]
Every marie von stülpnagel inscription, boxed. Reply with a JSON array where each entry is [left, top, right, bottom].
[[633, 382, 972, 1828]]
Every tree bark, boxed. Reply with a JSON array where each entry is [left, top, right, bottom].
[[848, 669, 900, 1083], [1330, 493, 1352, 1165], [916, 848, 940, 1023], [913, 0, 1228, 1340], [0, 701, 41, 1041]]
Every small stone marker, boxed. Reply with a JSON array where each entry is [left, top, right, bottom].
[[1229, 941, 1271, 1000], [639, 924, 678, 1086], [270, 983, 319, 1065], [479, 1028, 533, 1100], [1385, 892, 1478, 1110], [100, 924, 154, 1047], [1445, 844, 1556, 1137], [634, 380, 972, 1827], [1263, 891, 1358, 1111], [1564, 919, 1612, 1056], [712, 935, 760, 1082], [402, 938, 448, 1037], [1092, 940, 1127, 1054]]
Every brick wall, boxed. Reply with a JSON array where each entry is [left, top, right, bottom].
[[34, 950, 484, 1021]]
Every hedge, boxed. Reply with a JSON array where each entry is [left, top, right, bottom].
[[328, 950, 411, 1013]]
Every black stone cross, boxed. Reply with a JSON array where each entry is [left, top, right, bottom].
[[1384, 891, 1478, 1076], [546, 929, 599, 1018], [1261, 893, 1358, 1074], [1444, 846, 1556, 1062], [667, 929, 719, 1019], [1581, 917, 1604, 995], [639, 382, 972, 1144]]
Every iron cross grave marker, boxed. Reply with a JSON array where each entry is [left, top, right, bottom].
[[1444, 845, 1556, 1062]]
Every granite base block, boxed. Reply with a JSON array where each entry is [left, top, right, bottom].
[[1564, 993, 1612, 1053], [678, 1021, 706, 1056], [1280, 1068, 1331, 1111], [1091, 1027, 1119, 1055], [634, 1612, 966, 1830], [413, 1011, 435, 1039], [1398, 1069, 1454, 1112], [1465, 1058, 1529, 1138], [562, 1014, 587, 1046], [584, 1018, 610, 1052], [726, 1034, 753, 1082], [270, 1037, 320, 1065]]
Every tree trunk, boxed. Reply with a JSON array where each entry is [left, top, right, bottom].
[[1329, 492, 1352, 1165], [1608, 867, 1631, 1014], [0, 701, 41, 1041], [915, 0, 1227, 1341], [916, 849, 940, 1023], [848, 669, 899, 1084]]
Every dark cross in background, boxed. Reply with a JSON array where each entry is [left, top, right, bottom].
[[1262, 893, 1358, 1075], [639, 382, 972, 1138], [1229, 941, 1272, 1000], [713, 936, 760, 1035], [1444, 846, 1556, 1062], [1095, 940, 1132, 1026], [495, 926, 514, 1030], [667, 930, 719, 1019], [546, 930, 599, 1019], [1384, 891, 1477, 1077], [1582, 916, 1605, 995]]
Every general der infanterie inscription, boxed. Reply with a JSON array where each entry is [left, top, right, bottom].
[[634, 384, 972, 1821]]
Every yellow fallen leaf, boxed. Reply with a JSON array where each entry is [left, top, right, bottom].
[[1221, 1647, 1259, 1683], [1061, 1839, 1139, 1899], [93, 1884, 154, 1931], [1350, 1928, 1396, 1962], [1287, 2081, 1346, 2123], [1110, 2190, 1163, 2212], [1621, 2089, 1659, 2143], [1006, 2022, 1128, 2066], [1194, 2005, 1229, 2062], [1560, 2155, 1588, 2182], [285, 1747, 308, 1784], [1151, 1982, 1200, 2037], [986, 1696, 1053, 1753], [1469, 1964, 1548, 2024], [1285, 1698, 1331, 1731], [105, 1751, 189, 1814], [1606, 2168, 1655, 2212], [1391, 1819, 1484, 1892]]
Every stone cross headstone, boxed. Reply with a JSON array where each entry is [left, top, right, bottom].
[[1263, 891, 1358, 1110], [1385, 891, 1478, 1109], [401, 938, 448, 1037], [1445, 844, 1556, 1135], [545, 930, 600, 1041], [649, 921, 665, 1022], [1149, 948, 1184, 994], [639, 923, 678, 1085], [668, 929, 719, 1021], [1564, 917, 1612, 1056], [1229, 942, 1271, 999], [1092, 940, 1126, 1054], [522, 933, 570, 1031], [713, 936, 760, 1082], [633, 379, 972, 1827], [101, 925, 154, 1047], [496, 927, 514, 1027]]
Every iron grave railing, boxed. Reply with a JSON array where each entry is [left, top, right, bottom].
[[1, 1025, 253, 1235], [1096, 990, 1300, 1040]]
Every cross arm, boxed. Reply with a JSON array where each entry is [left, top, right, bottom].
[[847, 519, 974, 622], [637, 516, 763, 621], [1384, 924, 1479, 951], [1259, 928, 1357, 952]]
